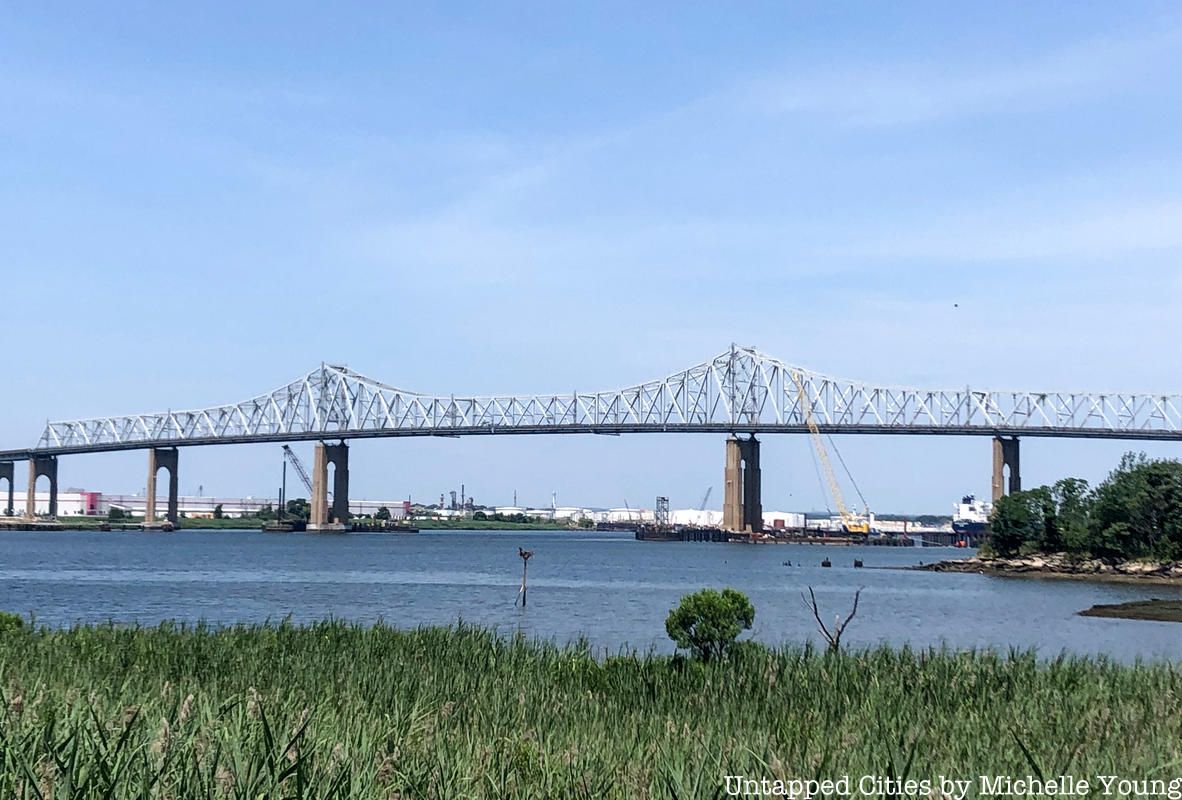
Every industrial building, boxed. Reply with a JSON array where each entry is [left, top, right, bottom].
[[3, 490, 408, 521], [0, 488, 948, 533], [4, 490, 100, 517]]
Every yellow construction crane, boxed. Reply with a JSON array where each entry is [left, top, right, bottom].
[[789, 370, 872, 535]]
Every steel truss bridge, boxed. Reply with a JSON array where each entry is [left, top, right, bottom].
[[2, 345, 1180, 461]]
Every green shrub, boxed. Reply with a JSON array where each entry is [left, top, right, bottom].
[[0, 611, 24, 633], [665, 588, 754, 661]]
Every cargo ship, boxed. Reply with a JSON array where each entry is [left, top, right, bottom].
[[952, 495, 991, 535]]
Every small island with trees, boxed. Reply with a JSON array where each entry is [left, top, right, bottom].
[[923, 452, 1182, 619]]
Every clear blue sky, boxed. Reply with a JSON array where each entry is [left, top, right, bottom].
[[3, 2, 1181, 513]]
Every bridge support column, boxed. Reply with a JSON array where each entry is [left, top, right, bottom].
[[146, 448, 179, 527], [723, 436, 762, 533], [0, 462, 12, 516], [25, 456, 58, 520], [309, 442, 349, 531], [991, 436, 1021, 502], [723, 438, 741, 531], [310, 443, 326, 526]]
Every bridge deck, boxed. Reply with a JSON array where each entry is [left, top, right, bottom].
[[3, 346, 1179, 460], [1, 423, 1180, 461]]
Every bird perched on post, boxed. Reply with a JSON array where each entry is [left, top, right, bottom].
[[516, 548, 534, 607]]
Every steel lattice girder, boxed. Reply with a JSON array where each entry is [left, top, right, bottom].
[[8, 345, 1182, 458]]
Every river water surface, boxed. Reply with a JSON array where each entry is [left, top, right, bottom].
[[1, 529, 1179, 661]]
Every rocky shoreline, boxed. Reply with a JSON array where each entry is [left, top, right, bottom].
[[1080, 599, 1182, 622], [916, 553, 1182, 584]]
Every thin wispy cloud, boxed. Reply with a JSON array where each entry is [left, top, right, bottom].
[[738, 26, 1182, 126], [336, 21, 1182, 296], [827, 199, 1182, 263]]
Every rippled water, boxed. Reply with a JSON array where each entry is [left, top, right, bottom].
[[1, 529, 1179, 661]]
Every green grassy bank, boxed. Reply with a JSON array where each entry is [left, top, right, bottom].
[[410, 517, 573, 530], [174, 517, 250, 529], [1, 621, 1179, 798]]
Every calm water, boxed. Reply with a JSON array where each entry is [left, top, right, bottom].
[[1, 529, 1179, 661]]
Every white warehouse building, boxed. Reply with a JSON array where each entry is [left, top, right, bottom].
[[2, 490, 99, 517], [2, 490, 409, 521]]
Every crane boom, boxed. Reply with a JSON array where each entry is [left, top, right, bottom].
[[789, 371, 870, 534], [282, 445, 315, 495], [698, 486, 712, 511]]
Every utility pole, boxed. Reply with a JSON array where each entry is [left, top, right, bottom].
[[278, 461, 286, 521]]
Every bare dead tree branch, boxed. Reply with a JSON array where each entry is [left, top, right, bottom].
[[805, 587, 831, 642], [839, 589, 861, 633], [802, 586, 863, 653]]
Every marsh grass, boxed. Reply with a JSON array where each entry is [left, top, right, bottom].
[[1, 620, 1180, 798]]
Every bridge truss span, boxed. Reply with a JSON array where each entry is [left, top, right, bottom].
[[16, 345, 1182, 458]]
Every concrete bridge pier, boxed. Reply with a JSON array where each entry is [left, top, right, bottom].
[[145, 447, 179, 526], [723, 435, 762, 533], [991, 436, 1021, 502], [26, 455, 58, 519], [0, 462, 13, 515], [309, 441, 349, 531]]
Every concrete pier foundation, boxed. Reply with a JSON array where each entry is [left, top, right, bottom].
[[25, 456, 58, 519], [991, 436, 1021, 502], [309, 441, 349, 531], [0, 462, 12, 516], [145, 447, 179, 526], [722, 436, 762, 533]]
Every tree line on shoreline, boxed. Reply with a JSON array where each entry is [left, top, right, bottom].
[[988, 453, 1182, 561]]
